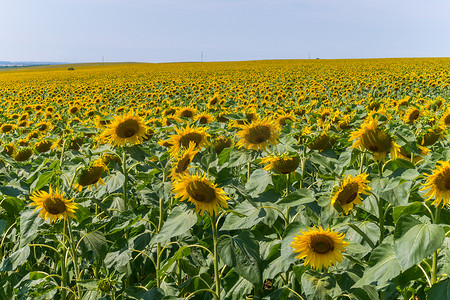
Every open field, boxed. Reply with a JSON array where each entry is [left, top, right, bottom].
[[0, 58, 449, 299]]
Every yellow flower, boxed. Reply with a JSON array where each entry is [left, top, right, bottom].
[[29, 186, 77, 222], [170, 142, 199, 179], [168, 124, 209, 153], [236, 118, 279, 151], [74, 160, 107, 192], [13, 147, 33, 162], [349, 115, 398, 162], [307, 131, 335, 151], [101, 112, 148, 147], [421, 161, 450, 207], [331, 173, 371, 214], [291, 227, 349, 270], [260, 154, 300, 174], [172, 173, 229, 215]]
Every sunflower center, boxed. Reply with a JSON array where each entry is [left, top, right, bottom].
[[78, 166, 104, 186], [246, 125, 271, 144], [435, 170, 450, 191], [43, 196, 67, 215], [444, 114, 450, 126], [176, 156, 191, 173], [272, 157, 300, 174], [186, 180, 216, 203], [310, 234, 334, 254], [361, 129, 391, 153], [179, 132, 203, 148], [116, 119, 140, 138], [337, 182, 359, 204]]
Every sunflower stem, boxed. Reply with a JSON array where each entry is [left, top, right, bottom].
[[377, 162, 385, 245], [285, 173, 291, 228], [359, 152, 365, 174], [211, 212, 221, 300], [67, 219, 82, 299], [347, 223, 375, 249], [300, 146, 306, 189], [431, 205, 442, 284], [247, 162, 251, 182], [61, 221, 67, 300], [156, 167, 166, 288], [122, 148, 128, 211]]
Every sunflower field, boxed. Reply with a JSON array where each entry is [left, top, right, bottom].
[[0, 58, 449, 299]]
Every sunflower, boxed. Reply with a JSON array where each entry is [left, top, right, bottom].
[[331, 173, 371, 214], [74, 160, 106, 192], [172, 173, 229, 215], [421, 161, 450, 207], [13, 147, 33, 162], [417, 127, 444, 147], [0, 123, 15, 134], [349, 115, 398, 162], [168, 124, 209, 153], [291, 227, 349, 270], [236, 118, 279, 151], [440, 110, 450, 127], [2, 143, 15, 156], [36, 121, 52, 133], [307, 131, 335, 151], [29, 186, 77, 222], [34, 139, 53, 153], [177, 107, 197, 120], [195, 112, 214, 125], [213, 136, 233, 154], [260, 153, 300, 174], [404, 107, 420, 123], [101, 112, 148, 147], [170, 142, 199, 179]]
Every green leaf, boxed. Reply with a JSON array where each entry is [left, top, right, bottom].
[[152, 205, 197, 243], [353, 243, 402, 288], [218, 231, 262, 287], [394, 223, 445, 271], [276, 188, 315, 208], [427, 278, 450, 300], [104, 249, 131, 274], [301, 269, 339, 300], [245, 169, 271, 197], [158, 246, 191, 277], [393, 202, 430, 223], [19, 209, 43, 247], [281, 221, 306, 272], [31, 171, 55, 191], [221, 201, 269, 231], [83, 231, 108, 262], [0, 246, 30, 271]]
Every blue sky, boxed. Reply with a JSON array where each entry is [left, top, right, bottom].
[[2, 0, 450, 63]]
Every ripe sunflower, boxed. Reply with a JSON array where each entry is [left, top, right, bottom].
[[168, 124, 209, 153], [0, 124, 15, 134], [213, 136, 233, 155], [29, 186, 77, 222], [349, 115, 398, 162], [331, 173, 371, 214], [291, 227, 349, 270], [421, 161, 450, 207], [34, 139, 53, 153], [13, 147, 33, 162], [170, 142, 199, 179], [236, 118, 279, 151], [260, 153, 300, 174], [172, 173, 229, 215], [74, 160, 107, 192], [102, 112, 148, 147]]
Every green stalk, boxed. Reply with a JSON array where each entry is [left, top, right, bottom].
[[61, 221, 67, 300], [300, 147, 306, 189], [377, 162, 384, 244], [122, 148, 128, 211], [67, 220, 82, 299], [156, 168, 166, 288], [211, 213, 221, 300], [431, 205, 442, 284], [247, 162, 251, 182]]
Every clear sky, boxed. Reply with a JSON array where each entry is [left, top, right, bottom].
[[2, 0, 450, 63]]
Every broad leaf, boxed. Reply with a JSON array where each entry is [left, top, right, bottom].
[[152, 205, 197, 243]]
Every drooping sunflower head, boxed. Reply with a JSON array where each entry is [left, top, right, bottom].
[[169, 124, 209, 153], [291, 227, 349, 270], [307, 131, 336, 151], [440, 109, 450, 127], [349, 115, 398, 162], [260, 153, 300, 174], [404, 107, 420, 123], [102, 112, 148, 147], [236, 118, 280, 151], [74, 159, 107, 192], [29, 186, 77, 223], [213, 136, 233, 155], [417, 126, 444, 147], [172, 173, 229, 215], [170, 142, 199, 179], [2, 143, 15, 156], [421, 161, 450, 207], [13, 147, 33, 162], [34, 139, 53, 153], [0, 123, 15, 134], [331, 173, 371, 215]]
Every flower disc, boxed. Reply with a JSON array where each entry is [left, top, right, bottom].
[[421, 161, 450, 207]]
